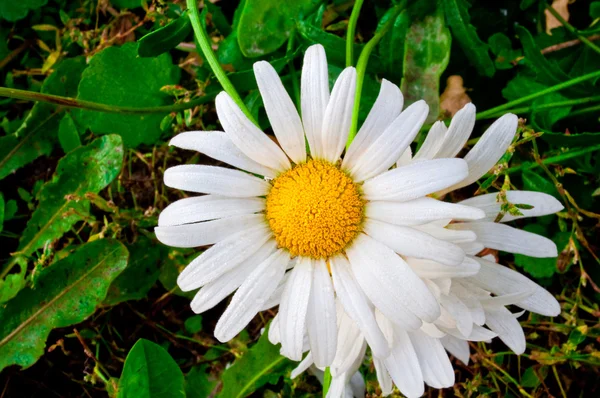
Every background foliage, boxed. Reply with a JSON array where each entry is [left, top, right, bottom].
[[0, 0, 599, 396]]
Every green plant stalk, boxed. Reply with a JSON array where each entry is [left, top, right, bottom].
[[476, 69, 600, 119], [502, 143, 600, 175], [346, 2, 405, 149], [546, 5, 600, 56], [186, 0, 256, 124], [346, 0, 365, 67], [0, 87, 215, 114], [476, 95, 600, 119], [323, 367, 332, 397], [563, 103, 600, 118]]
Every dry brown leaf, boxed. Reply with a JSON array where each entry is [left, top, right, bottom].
[[545, 0, 570, 35], [440, 75, 471, 117]]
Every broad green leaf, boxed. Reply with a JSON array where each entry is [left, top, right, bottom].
[[237, 0, 320, 57], [591, 2, 600, 19], [521, 366, 548, 388], [111, 0, 142, 9], [158, 249, 195, 299], [186, 364, 217, 398], [206, 2, 232, 36], [514, 225, 557, 278], [378, 11, 410, 82], [0, 239, 128, 371], [0, 57, 87, 181], [17, 135, 123, 259], [57, 113, 81, 153], [0, 0, 47, 22], [488, 32, 522, 70], [443, 0, 495, 77], [401, 10, 451, 123], [219, 324, 293, 398], [0, 263, 27, 304], [104, 236, 164, 306], [522, 169, 559, 199], [184, 315, 203, 334], [540, 131, 600, 146], [118, 339, 186, 398], [138, 11, 192, 58], [75, 43, 181, 147], [0, 192, 4, 233]]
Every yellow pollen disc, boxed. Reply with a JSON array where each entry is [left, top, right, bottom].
[[266, 159, 364, 259]]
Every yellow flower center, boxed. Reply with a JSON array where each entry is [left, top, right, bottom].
[[266, 159, 364, 259]]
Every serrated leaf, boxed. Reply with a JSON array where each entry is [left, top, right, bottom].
[[138, 11, 192, 58], [219, 324, 293, 398], [104, 236, 164, 306], [236, 0, 319, 57], [443, 0, 495, 77], [16, 135, 123, 259], [75, 43, 181, 147], [0, 0, 47, 22], [0, 239, 128, 371], [0, 57, 87, 181], [117, 339, 186, 398], [401, 10, 451, 123]]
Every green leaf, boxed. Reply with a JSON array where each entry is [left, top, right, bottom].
[[111, 0, 143, 9], [57, 113, 81, 153], [401, 10, 451, 123], [206, 2, 232, 36], [17, 135, 123, 259], [540, 131, 600, 146], [488, 32, 522, 70], [75, 43, 181, 147], [0, 239, 128, 371], [521, 366, 548, 388], [522, 169, 559, 199], [514, 224, 557, 278], [0, 0, 47, 22], [0, 193, 4, 233], [104, 236, 164, 306], [237, 0, 320, 57], [138, 11, 192, 58], [186, 364, 217, 398], [590, 2, 600, 19], [443, 0, 495, 77], [378, 11, 410, 82], [219, 324, 293, 398], [118, 339, 186, 398], [0, 261, 27, 304], [184, 315, 203, 334], [0, 57, 87, 181]]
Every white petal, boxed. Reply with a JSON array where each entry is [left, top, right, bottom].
[[269, 313, 281, 345], [373, 358, 393, 396], [347, 101, 429, 182], [158, 195, 265, 227], [279, 257, 312, 361], [346, 233, 440, 325], [467, 256, 561, 316], [458, 241, 485, 255], [435, 103, 476, 158], [330, 255, 390, 358], [190, 240, 277, 313], [396, 146, 412, 167], [164, 165, 270, 197], [459, 190, 564, 222], [414, 223, 477, 244], [384, 328, 425, 398], [366, 197, 484, 227], [349, 371, 366, 398], [480, 290, 535, 308], [420, 322, 446, 338], [254, 61, 306, 163], [450, 222, 558, 257], [440, 335, 470, 365], [408, 331, 455, 389], [169, 131, 277, 177], [443, 113, 518, 193], [301, 44, 329, 158], [291, 352, 314, 379], [343, 79, 403, 170], [320, 67, 356, 162], [214, 249, 289, 342], [407, 257, 480, 279], [260, 271, 290, 311], [177, 224, 271, 291], [362, 159, 468, 201], [331, 311, 365, 377], [484, 306, 526, 354], [306, 259, 337, 367], [364, 219, 465, 266], [216, 92, 291, 171], [155, 214, 263, 248], [413, 121, 447, 161], [440, 294, 473, 337]]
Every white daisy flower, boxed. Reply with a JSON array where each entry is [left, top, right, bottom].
[[156, 44, 485, 366]]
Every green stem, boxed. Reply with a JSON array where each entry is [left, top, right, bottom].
[[476, 69, 600, 119], [186, 0, 256, 124], [546, 4, 600, 56], [503, 143, 600, 175], [476, 95, 600, 119], [562, 103, 600, 119], [346, 0, 365, 67], [323, 367, 332, 397], [0, 87, 215, 114], [346, 2, 405, 148]]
